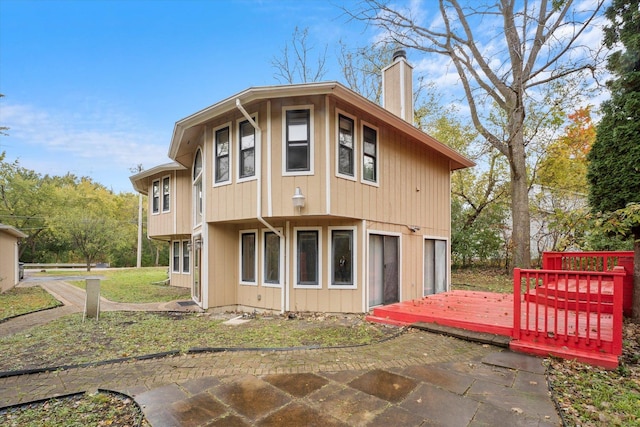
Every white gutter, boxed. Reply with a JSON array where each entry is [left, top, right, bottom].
[[236, 99, 286, 314]]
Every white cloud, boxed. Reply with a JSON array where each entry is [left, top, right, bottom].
[[0, 101, 170, 192]]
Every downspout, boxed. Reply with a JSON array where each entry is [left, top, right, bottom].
[[235, 99, 284, 239], [236, 99, 286, 314]]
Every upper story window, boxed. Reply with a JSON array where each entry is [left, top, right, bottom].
[[362, 124, 378, 184], [338, 113, 355, 178], [284, 108, 313, 174], [214, 125, 231, 184], [162, 176, 170, 212], [193, 149, 202, 181], [193, 148, 203, 226], [151, 180, 160, 214], [239, 120, 255, 179]]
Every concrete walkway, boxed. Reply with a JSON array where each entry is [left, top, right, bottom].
[[0, 278, 562, 426]]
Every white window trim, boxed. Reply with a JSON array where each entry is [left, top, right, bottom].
[[213, 122, 233, 187], [151, 179, 160, 215], [335, 109, 357, 181], [261, 228, 284, 288], [182, 240, 191, 274], [236, 114, 258, 184], [360, 121, 380, 187], [282, 105, 315, 176], [239, 229, 258, 286], [365, 229, 403, 312], [172, 241, 181, 273], [422, 235, 450, 296], [193, 148, 204, 228], [293, 226, 322, 289], [161, 175, 171, 213], [328, 226, 357, 289]]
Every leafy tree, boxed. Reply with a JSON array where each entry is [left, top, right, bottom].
[[587, 0, 640, 320], [0, 155, 61, 258], [349, 0, 607, 268], [537, 107, 595, 194], [531, 107, 595, 255], [49, 178, 124, 271]]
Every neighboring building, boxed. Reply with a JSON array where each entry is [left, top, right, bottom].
[[130, 52, 474, 313], [0, 224, 27, 292]]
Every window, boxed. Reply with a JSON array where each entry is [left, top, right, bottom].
[[363, 125, 378, 183], [263, 231, 281, 286], [172, 241, 180, 273], [152, 180, 160, 214], [286, 109, 311, 172], [239, 120, 255, 179], [193, 149, 203, 225], [240, 231, 257, 284], [215, 126, 230, 184], [296, 229, 320, 287], [338, 114, 355, 177], [182, 240, 190, 273], [193, 149, 202, 180], [162, 176, 170, 212], [331, 229, 355, 287]]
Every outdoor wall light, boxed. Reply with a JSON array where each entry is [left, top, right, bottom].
[[292, 187, 306, 213]]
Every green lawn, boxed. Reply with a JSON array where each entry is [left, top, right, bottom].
[[0, 311, 394, 372], [0, 287, 61, 321], [33, 267, 191, 303]]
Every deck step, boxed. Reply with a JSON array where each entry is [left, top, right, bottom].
[[524, 290, 613, 314], [411, 322, 511, 348], [510, 340, 619, 370]]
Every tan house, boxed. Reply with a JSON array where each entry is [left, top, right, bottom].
[[131, 52, 474, 313], [0, 224, 27, 292]]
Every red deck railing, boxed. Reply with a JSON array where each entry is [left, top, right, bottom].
[[513, 266, 625, 366], [542, 251, 634, 316]]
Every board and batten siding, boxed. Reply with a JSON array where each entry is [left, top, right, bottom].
[[145, 169, 193, 239], [328, 99, 452, 236], [286, 219, 363, 313]]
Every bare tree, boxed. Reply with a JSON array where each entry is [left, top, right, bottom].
[[348, 0, 606, 268], [271, 26, 328, 84], [338, 41, 398, 104]]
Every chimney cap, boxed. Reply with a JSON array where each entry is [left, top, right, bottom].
[[392, 49, 407, 62]]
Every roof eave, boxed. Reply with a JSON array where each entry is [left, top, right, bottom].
[[168, 82, 340, 160], [0, 224, 28, 238], [129, 162, 186, 195], [167, 81, 475, 171]]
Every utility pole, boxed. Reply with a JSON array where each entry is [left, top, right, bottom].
[[137, 191, 142, 268], [131, 164, 144, 269]]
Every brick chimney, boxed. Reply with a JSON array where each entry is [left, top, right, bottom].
[[382, 50, 414, 123]]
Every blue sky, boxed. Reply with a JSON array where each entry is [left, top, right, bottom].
[[0, 0, 370, 193], [0, 0, 608, 194]]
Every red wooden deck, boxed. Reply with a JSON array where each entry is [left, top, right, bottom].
[[368, 252, 633, 369], [367, 290, 615, 340], [367, 291, 515, 336], [367, 289, 619, 368]]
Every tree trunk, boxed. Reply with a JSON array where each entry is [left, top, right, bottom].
[[633, 229, 640, 323], [508, 114, 531, 269]]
